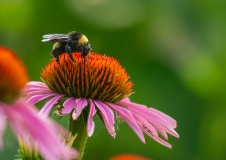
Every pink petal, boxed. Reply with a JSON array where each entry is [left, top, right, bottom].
[[106, 102, 145, 143], [137, 121, 172, 149], [39, 95, 65, 118], [134, 114, 168, 141], [0, 107, 6, 150], [119, 98, 177, 129], [23, 82, 51, 96], [68, 148, 80, 159], [25, 89, 54, 99], [62, 97, 76, 114], [25, 85, 49, 91], [87, 99, 97, 137], [130, 107, 178, 138], [133, 114, 158, 137], [63, 97, 74, 107], [26, 81, 49, 89], [94, 100, 116, 138], [118, 100, 179, 138], [149, 108, 177, 129], [27, 93, 59, 105], [119, 97, 130, 103], [72, 98, 87, 120], [25, 87, 48, 93], [2, 100, 79, 160], [155, 126, 168, 141]]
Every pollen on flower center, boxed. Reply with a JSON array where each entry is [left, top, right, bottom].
[[41, 52, 134, 103], [0, 47, 29, 102]]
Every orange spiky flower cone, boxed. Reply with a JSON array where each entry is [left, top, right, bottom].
[[0, 47, 29, 103]]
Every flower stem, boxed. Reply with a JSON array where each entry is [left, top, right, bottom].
[[68, 110, 88, 160]]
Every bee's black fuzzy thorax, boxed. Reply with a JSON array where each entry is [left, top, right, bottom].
[[68, 31, 82, 40]]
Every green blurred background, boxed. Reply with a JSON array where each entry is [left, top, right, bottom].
[[1, 0, 226, 160]]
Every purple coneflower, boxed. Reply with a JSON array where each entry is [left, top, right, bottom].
[[0, 47, 78, 160], [25, 52, 179, 151]]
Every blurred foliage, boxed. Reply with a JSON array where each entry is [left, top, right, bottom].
[[1, 0, 226, 160]]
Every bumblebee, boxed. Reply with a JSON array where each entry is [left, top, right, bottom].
[[42, 31, 91, 66]]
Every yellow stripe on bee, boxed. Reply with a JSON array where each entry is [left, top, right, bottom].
[[77, 35, 88, 47], [53, 42, 61, 49]]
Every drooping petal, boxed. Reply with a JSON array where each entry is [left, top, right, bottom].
[[0, 107, 6, 150], [87, 99, 97, 137], [133, 113, 172, 148], [94, 100, 116, 138], [154, 126, 168, 141], [119, 98, 176, 129], [149, 108, 177, 129], [133, 114, 158, 137], [2, 100, 79, 160], [137, 121, 172, 149], [118, 100, 179, 138], [62, 97, 76, 114], [130, 107, 178, 138], [135, 111, 169, 141], [27, 93, 59, 105], [106, 102, 145, 143], [39, 95, 65, 118], [72, 98, 87, 120]]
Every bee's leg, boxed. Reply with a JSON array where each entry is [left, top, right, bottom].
[[51, 49, 60, 63], [87, 51, 89, 70], [88, 48, 93, 58], [65, 43, 79, 67], [88, 51, 93, 58], [78, 46, 84, 59], [65, 43, 74, 61]]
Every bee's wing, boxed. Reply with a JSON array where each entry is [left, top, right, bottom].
[[42, 34, 69, 42]]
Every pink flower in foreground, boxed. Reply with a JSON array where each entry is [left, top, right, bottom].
[[25, 52, 179, 149], [0, 47, 78, 160]]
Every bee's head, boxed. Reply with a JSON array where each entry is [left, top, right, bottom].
[[84, 43, 91, 51]]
